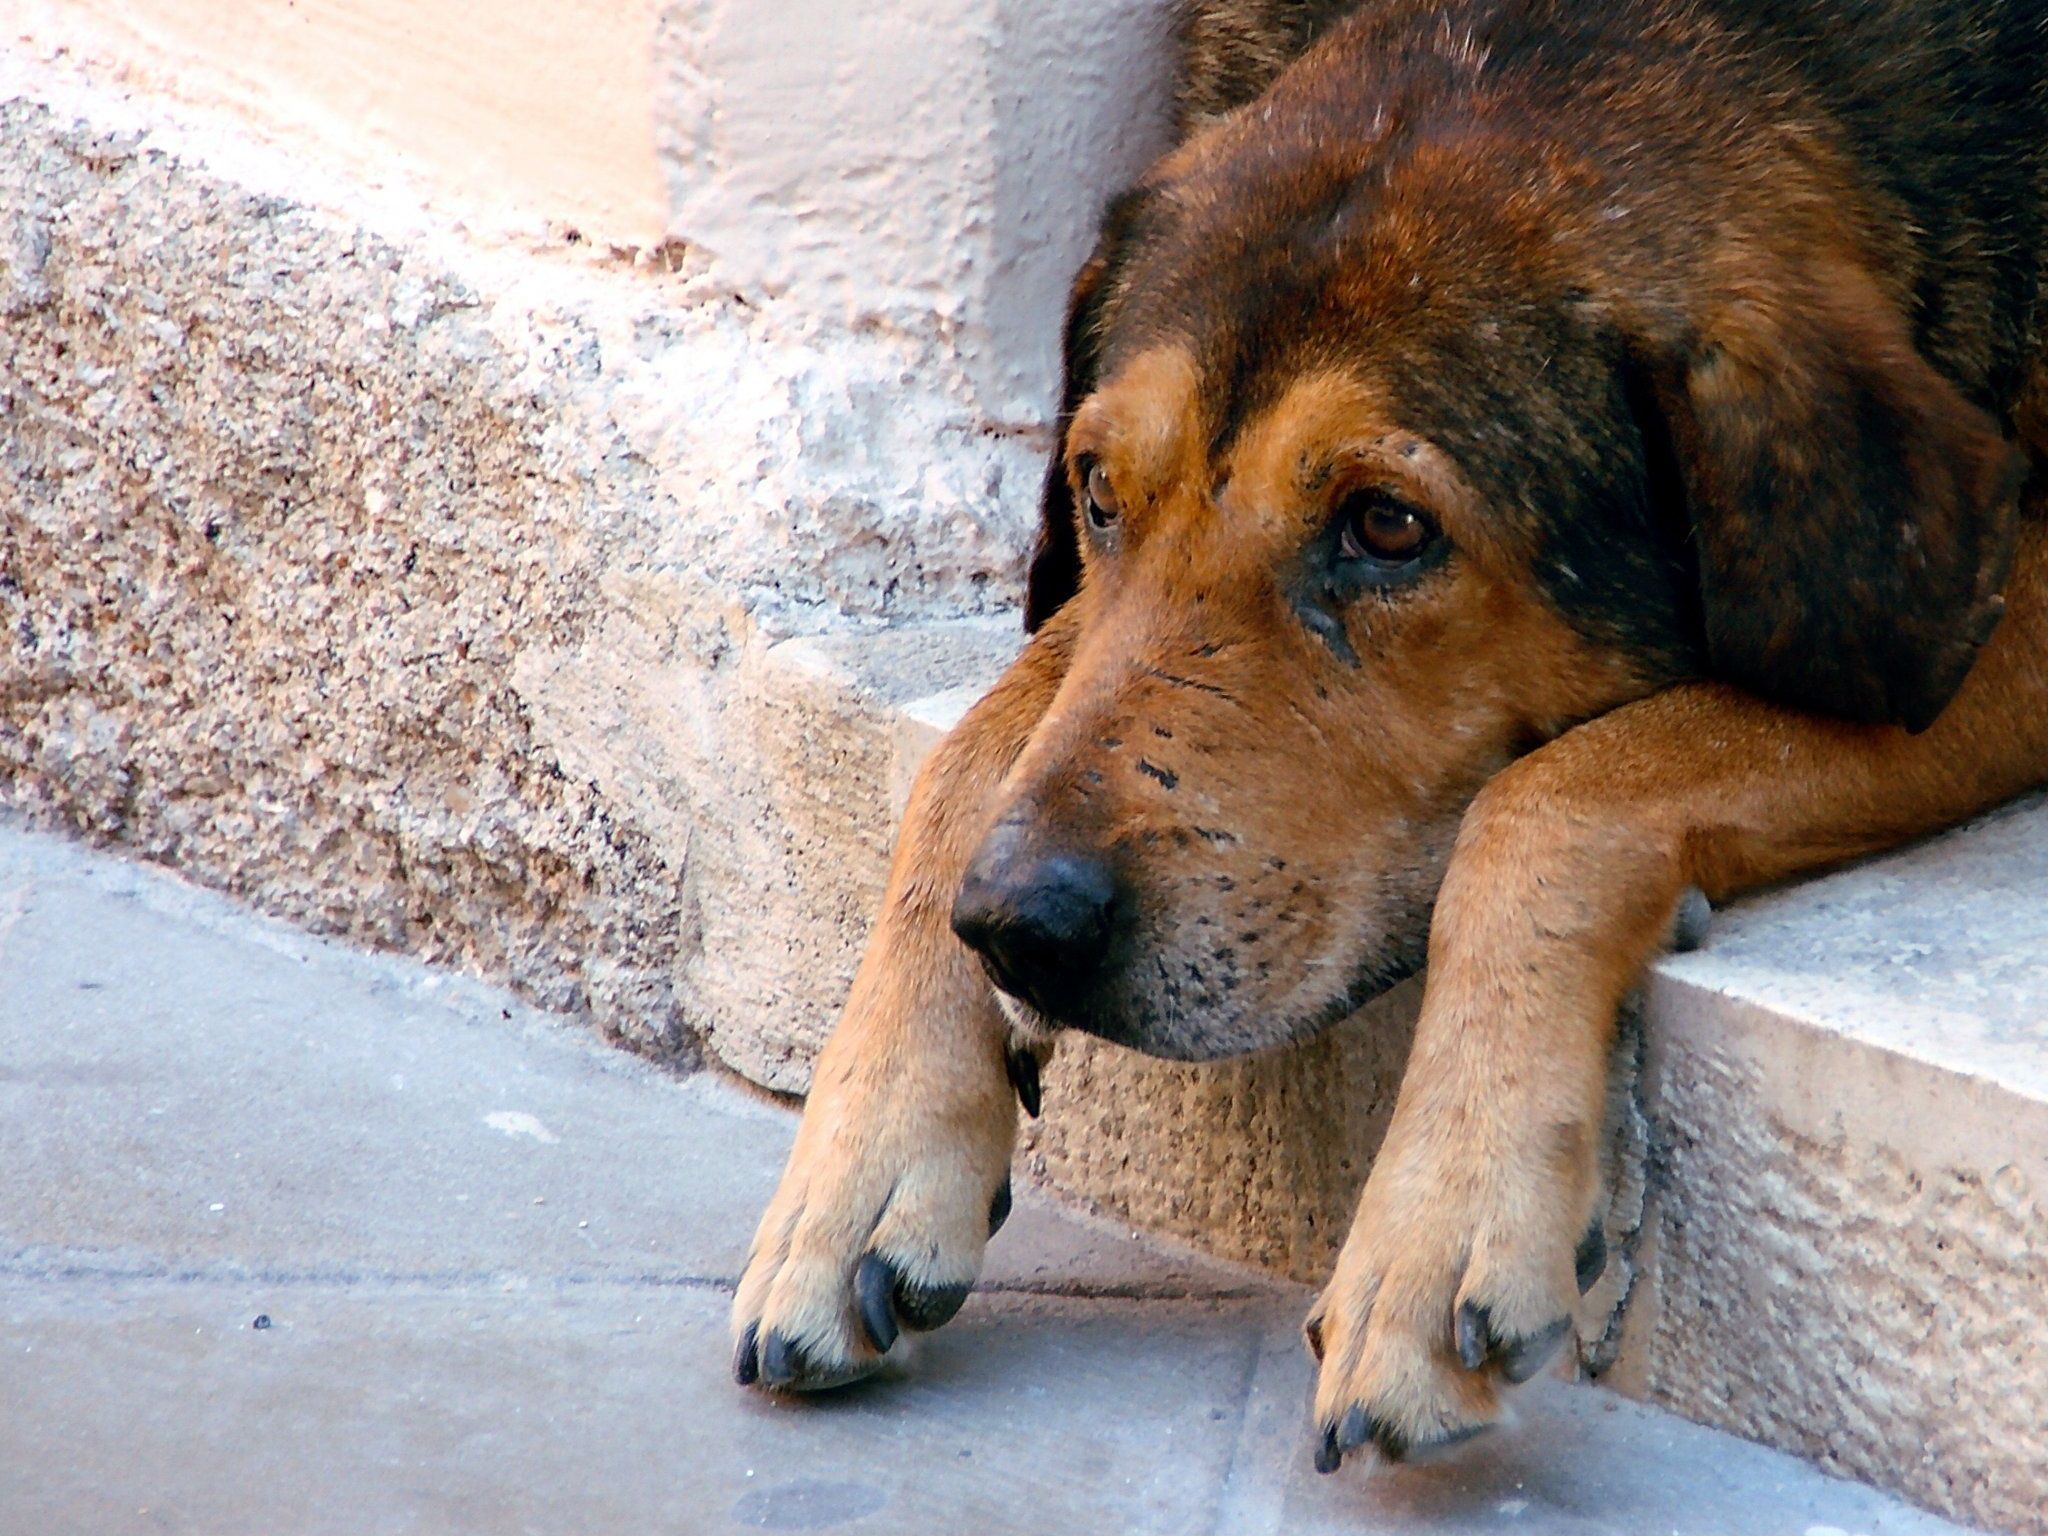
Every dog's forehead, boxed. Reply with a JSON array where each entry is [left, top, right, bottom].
[[1072, 346, 1201, 479], [1083, 346, 1435, 529], [1102, 180, 1551, 475]]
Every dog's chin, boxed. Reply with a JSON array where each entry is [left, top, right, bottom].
[[996, 947, 1425, 1064]]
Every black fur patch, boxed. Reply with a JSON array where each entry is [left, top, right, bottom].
[[1172, 0, 1363, 133]]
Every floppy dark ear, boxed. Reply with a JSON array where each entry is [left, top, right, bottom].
[[1660, 265, 2026, 731], [1024, 190, 1150, 633]]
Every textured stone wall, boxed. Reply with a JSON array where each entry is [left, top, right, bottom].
[[0, 92, 1036, 1061], [1621, 986, 2048, 1536]]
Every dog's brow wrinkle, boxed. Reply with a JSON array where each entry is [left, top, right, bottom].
[[1142, 663, 1235, 700]]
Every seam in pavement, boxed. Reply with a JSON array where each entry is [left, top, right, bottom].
[[1202, 1312, 1280, 1536], [0, 1254, 1279, 1305]]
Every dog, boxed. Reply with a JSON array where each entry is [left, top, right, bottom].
[[733, 0, 2048, 1472]]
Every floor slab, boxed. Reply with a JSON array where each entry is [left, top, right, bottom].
[[0, 820, 1989, 1536]]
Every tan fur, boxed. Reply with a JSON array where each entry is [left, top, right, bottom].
[[1308, 518, 2048, 1444], [733, 620, 1071, 1377]]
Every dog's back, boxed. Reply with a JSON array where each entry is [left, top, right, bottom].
[[1173, 0, 2048, 408], [1172, 0, 1361, 130]]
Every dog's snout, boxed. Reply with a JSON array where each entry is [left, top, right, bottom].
[[951, 831, 1121, 1014]]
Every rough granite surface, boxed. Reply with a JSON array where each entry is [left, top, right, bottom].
[[0, 88, 1038, 1066], [1634, 1034, 2045, 1536], [1616, 795, 2048, 1536]]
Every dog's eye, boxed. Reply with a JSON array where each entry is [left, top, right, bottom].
[[1082, 460, 1121, 530], [1336, 490, 1435, 565]]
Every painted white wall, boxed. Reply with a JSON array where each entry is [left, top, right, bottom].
[[16, 0, 1180, 424], [657, 0, 1180, 426], [16, 0, 671, 249]]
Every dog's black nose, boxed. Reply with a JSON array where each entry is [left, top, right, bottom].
[[951, 836, 1120, 1014]]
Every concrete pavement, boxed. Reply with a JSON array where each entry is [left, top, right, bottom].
[[0, 819, 1984, 1535]]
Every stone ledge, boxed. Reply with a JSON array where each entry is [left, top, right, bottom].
[[1616, 794, 2048, 1536], [0, 68, 1042, 1071]]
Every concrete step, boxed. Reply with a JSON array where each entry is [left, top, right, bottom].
[[0, 817, 1988, 1536], [0, 58, 1046, 1078], [750, 621, 2048, 1536]]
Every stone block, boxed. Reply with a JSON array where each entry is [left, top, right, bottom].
[[0, 67, 1038, 1066], [655, 0, 1180, 422], [1611, 793, 2048, 1535], [689, 620, 1020, 1091]]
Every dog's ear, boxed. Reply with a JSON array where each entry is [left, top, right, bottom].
[[1025, 190, 1151, 633], [1651, 261, 2026, 732]]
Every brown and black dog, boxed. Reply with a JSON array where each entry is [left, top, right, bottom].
[[734, 0, 2048, 1472]]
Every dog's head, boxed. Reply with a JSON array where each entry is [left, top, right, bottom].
[[953, 44, 2025, 1060]]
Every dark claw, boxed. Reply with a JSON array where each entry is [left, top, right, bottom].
[[1325, 1403, 1480, 1469], [1303, 1313, 1325, 1363], [759, 1329, 802, 1388], [732, 1321, 760, 1386], [755, 1328, 878, 1393], [894, 1278, 973, 1333], [1575, 1221, 1609, 1294], [1455, 1300, 1489, 1372], [1499, 1316, 1572, 1384], [855, 1254, 900, 1354], [988, 1177, 1013, 1238], [1456, 1301, 1572, 1383], [1314, 1425, 1343, 1475], [1337, 1404, 1372, 1452], [1005, 1047, 1042, 1118]]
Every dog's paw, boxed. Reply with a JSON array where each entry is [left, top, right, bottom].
[[731, 1069, 1017, 1393], [1303, 1133, 1604, 1472]]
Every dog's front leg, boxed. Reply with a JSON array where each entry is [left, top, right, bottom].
[[1308, 538, 2048, 1468], [731, 616, 1071, 1391]]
